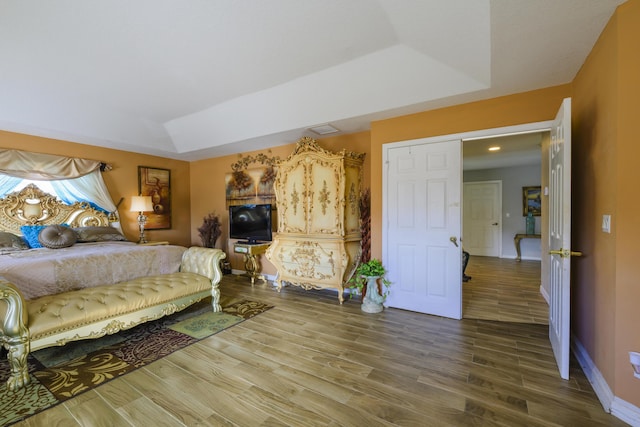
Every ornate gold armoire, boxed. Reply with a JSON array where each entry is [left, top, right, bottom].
[[265, 137, 365, 303]]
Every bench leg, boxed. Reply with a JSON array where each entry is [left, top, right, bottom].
[[211, 284, 221, 312], [4, 339, 30, 391], [1, 281, 31, 391]]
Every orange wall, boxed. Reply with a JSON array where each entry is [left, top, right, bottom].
[[0, 131, 193, 246], [369, 85, 571, 260], [571, 5, 619, 394], [572, 0, 640, 406], [189, 131, 371, 274], [615, 0, 640, 403]]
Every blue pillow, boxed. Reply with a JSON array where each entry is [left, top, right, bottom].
[[20, 225, 48, 249]]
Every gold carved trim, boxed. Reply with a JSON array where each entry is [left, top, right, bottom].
[[276, 240, 336, 281], [318, 180, 331, 215], [291, 183, 300, 216], [230, 151, 280, 171], [348, 183, 357, 216], [285, 137, 365, 163], [0, 184, 110, 234], [50, 301, 202, 347]]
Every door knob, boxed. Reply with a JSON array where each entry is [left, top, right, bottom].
[[449, 236, 459, 247], [549, 249, 583, 258], [492, 222, 498, 226]]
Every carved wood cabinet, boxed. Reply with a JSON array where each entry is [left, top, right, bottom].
[[265, 137, 365, 303]]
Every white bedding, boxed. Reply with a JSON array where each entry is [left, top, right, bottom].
[[0, 242, 187, 300]]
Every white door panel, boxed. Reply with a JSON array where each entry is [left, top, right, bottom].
[[549, 97, 572, 380], [463, 181, 502, 257], [384, 140, 461, 319]]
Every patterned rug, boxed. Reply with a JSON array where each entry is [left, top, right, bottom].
[[0, 298, 272, 426]]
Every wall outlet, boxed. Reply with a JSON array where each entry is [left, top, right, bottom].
[[602, 214, 611, 233]]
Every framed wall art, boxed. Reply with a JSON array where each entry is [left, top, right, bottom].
[[225, 151, 279, 208], [138, 166, 171, 229], [522, 186, 542, 216]]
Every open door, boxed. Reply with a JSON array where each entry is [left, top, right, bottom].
[[384, 139, 462, 319], [549, 97, 579, 380]]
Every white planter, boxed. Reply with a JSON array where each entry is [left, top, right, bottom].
[[361, 276, 384, 313]]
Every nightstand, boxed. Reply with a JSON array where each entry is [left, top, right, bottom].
[[234, 242, 270, 285]]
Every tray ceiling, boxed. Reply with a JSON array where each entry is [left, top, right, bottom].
[[0, 0, 626, 160]]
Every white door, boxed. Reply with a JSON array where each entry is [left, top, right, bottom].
[[384, 139, 462, 319], [463, 181, 502, 257], [549, 98, 575, 380]]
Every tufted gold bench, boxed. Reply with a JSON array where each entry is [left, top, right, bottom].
[[0, 246, 226, 391]]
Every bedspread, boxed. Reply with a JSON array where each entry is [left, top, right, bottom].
[[0, 242, 187, 300]]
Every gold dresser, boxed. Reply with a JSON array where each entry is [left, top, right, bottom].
[[266, 137, 365, 303]]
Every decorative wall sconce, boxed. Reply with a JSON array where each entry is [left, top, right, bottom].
[[630, 351, 640, 379], [130, 196, 153, 243]]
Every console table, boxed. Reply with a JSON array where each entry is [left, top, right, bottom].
[[234, 242, 271, 285], [514, 233, 541, 261]]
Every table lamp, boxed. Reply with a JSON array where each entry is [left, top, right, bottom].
[[130, 195, 153, 243]]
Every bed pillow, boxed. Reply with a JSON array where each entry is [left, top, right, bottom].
[[73, 226, 127, 243], [0, 231, 29, 252], [38, 224, 77, 249], [20, 225, 48, 249]]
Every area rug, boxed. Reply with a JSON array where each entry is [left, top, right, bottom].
[[0, 299, 272, 426]]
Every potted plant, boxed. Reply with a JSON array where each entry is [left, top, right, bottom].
[[348, 259, 391, 313]]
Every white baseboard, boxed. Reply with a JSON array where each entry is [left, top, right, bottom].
[[572, 335, 614, 411], [519, 256, 542, 261], [501, 255, 542, 261], [611, 398, 640, 427], [572, 335, 640, 426]]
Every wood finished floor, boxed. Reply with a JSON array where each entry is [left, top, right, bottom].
[[463, 256, 549, 324], [14, 268, 627, 426]]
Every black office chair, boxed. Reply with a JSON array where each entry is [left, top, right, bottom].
[[462, 250, 471, 282]]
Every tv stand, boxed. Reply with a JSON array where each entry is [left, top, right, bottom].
[[233, 242, 271, 285], [239, 239, 262, 245]]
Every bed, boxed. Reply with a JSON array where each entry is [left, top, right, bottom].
[[0, 184, 187, 298], [0, 184, 225, 390]]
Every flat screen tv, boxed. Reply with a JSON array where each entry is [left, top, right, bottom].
[[229, 204, 272, 243]]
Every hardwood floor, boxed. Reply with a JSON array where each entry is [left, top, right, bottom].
[[15, 273, 627, 426], [463, 256, 548, 324]]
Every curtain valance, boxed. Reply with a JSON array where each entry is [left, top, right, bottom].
[[0, 149, 109, 180]]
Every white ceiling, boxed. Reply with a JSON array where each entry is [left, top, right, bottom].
[[0, 0, 625, 161], [463, 133, 544, 171]]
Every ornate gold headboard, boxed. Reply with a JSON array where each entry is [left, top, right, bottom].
[[0, 184, 110, 235]]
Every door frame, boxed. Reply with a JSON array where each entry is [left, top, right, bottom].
[[383, 120, 554, 316]]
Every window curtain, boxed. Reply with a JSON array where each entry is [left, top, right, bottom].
[[0, 174, 23, 195], [0, 149, 102, 179], [0, 149, 120, 228], [50, 171, 116, 213]]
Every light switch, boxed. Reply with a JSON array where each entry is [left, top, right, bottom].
[[602, 215, 611, 233]]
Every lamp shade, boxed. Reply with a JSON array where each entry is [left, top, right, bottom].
[[130, 196, 153, 212]]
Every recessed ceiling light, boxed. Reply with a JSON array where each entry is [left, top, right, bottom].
[[488, 146, 501, 151], [309, 124, 340, 135]]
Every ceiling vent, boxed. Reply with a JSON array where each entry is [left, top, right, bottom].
[[309, 124, 340, 135]]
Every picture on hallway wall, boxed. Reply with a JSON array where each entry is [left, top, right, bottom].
[[138, 166, 171, 229], [522, 186, 541, 216]]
